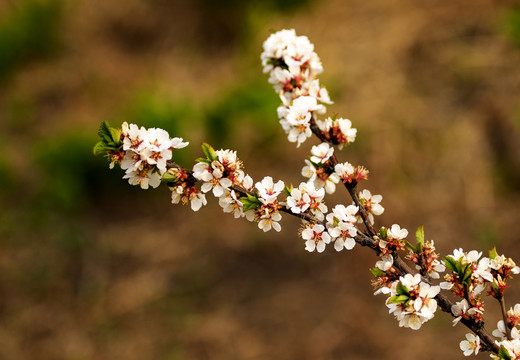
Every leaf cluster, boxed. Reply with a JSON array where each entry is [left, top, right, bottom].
[[92, 122, 123, 156], [444, 256, 473, 286]]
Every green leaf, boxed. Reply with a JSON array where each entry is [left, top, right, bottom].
[[161, 171, 181, 186], [95, 121, 123, 153], [405, 241, 416, 252], [369, 268, 385, 277], [92, 141, 107, 156], [388, 295, 409, 304], [98, 121, 112, 141], [444, 256, 458, 273], [283, 184, 292, 197], [109, 127, 122, 146], [462, 263, 473, 284], [489, 247, 498, 260], [499, 345, 512, 360], [201, 142, 217, 162], [379, 227, 388, 240], [415, 225, 424, 246], [240, 193, 262, 211], [195, 158, 211, 164], [396, 282, 410, 296]]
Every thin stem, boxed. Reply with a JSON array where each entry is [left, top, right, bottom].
[[500, 296, 512, 340], [309, 116, 377, 237]]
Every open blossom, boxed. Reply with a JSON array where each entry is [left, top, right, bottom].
[[460, 333, 480, 356], [219, 190, 244, 218], [302, 223, 331, 253], [358, 189, 384, 225], [334, 162, 369, 184], [316, 117, 357, 149], [302, 183, 327, 220], [286, 186, 312, 214], [280, 96, 326, 147], [387, 224, 408, 240], [509, 304, 520, 328], [451, 299, 485, 326], [255, 176, 285, 204], [261, 29, 322, 75], [261, 29, 325, 107], [170, 184, 207, 211], [123, 165, 162, 189], [493, 320, 520, 341], [375, 254, 394, 271], [310, 142, 334, 164], [193, 162, 232, 198], [258, 211, 282, 232]]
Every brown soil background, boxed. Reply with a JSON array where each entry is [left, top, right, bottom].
[[1, 0, 520, 359]]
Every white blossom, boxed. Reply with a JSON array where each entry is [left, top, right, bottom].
[[193, 163, 232, 198], [255, 176, 285, 204], [286, 187, 311, 214], [358, 189, 384, 225], [258, 211, 282, 232], [375, 254, 394, 271], [451, 299, 470, 326], [459, 333, 480, 356], [387, 224, 408, 240], [310, 142, 334, 164], [302, 223, 331, 253], [219, 190, 244, 218]]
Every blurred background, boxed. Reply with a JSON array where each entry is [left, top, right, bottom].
[[1, 0, 520, 359]]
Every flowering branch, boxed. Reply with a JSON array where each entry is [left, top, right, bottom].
[[93, 29, 520, 359]]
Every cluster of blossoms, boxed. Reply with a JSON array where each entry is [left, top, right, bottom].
[[93, 29, 520, 360], [262, 29, 355, 148], [381, 273, 440, 330], [96, 122, 189, 189], [371, 225, 442, 330], [120, 123, 189, 189], [190, 146, 287, 233]]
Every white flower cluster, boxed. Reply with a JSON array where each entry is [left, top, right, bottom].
[[286, 182, 327, 220], [326, 204, 359, 251], [440, 249, 494, 296], [297, 203, 359, 254], [252, 176, 284, 232], [490, 339, 520, 359], [120, 122, 188, 189], [382, 273, 440, 330], [190, 148, 287, 233], [262, 29, 356, 148], [301, 142, 339, 194], [489, 306, 520, 359], [316, 117, 357, 150], [261, 29, 325, 105]]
